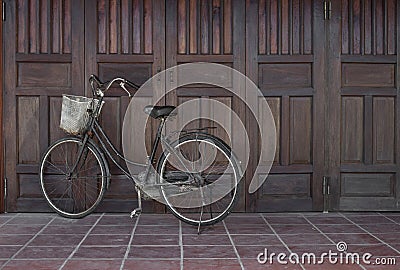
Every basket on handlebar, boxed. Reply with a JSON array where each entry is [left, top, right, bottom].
[[59, 95, 103, 135]]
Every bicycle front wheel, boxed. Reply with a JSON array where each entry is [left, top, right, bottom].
[[157, 133, 241, 226], [39, 137, 108, 218]]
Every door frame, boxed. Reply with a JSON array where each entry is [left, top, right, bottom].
[[0, 0, 4, 213]]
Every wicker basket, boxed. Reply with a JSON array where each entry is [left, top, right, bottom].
[[59, 95, 102, 135]]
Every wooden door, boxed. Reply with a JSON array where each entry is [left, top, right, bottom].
[[85, 0, 165, 212], [328, 0, 400, 210], [4, 0, 85, 211], [165, 0, 247, 211], [246, 0, 326, 211]]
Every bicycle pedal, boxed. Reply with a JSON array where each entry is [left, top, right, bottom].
[[130, 208, 142, 218]]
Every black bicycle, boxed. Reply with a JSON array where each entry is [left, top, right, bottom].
[[39, 75, 242, 228]]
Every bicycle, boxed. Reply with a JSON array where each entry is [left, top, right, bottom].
[[39, 74, 242, 229]]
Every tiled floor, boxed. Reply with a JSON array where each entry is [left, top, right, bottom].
[[0, 212, 399, 269]]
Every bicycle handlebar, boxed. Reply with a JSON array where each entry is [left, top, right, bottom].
[[89, 74, 140, 98]]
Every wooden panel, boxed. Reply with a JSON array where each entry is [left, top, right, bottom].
[[341, 97, 363, 164], [17, 0, 72, 54], [264, 97, 280, 164], [17, 63, 71, 87], [19, 174, 42, 198], [341, 0, 397, 55], [259, 64, 312, 89], [98, 63, 152, 86], [341, 64, 395, 87], [260, 174, 311, 196], [18, 97, 40, 164], [176, 0, 232, 55], [290, 97, 312, 164], [49, 97, 64, 143], [341, 173, 394, 196], [97, 0, 153, 54], [373, 97, 395, 164], [258, 0, 313, 55]]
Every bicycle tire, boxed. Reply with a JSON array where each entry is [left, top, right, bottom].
[[156, 133, 241, 226], [39, 137, 108, 218]]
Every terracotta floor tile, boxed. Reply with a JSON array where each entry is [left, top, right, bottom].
[[6, 216, 54, 225], [63, 259, 122, 270], [82, 235, 131, 246], [227, 225, 274, 235], [183, 234, 231, 245], [0, 217, 12, 225], [41, 225, 92, 235], [184, 259, 241, 270], [2, 259, 64, 270], [0, 225, 44, 235], [0, 235, 33, 246], [15, 246, 74, 259], [287, 244, 337, 256], [346, 216, 395, 224], [134, 225, 179, 235], [242, 259, 303, 270], [50, 215, 100, 226], [0, 246, 22, 259], [73, 246, 127, 259], [327, 234, 382, 245], [231, 234, 281, 246], [271, 224, 318, 234], [29, 234, 84, 246], [182, 224, 226, 235], [224, 216, 267, 225], [183, 245, 236, 259], [306, 216, 352, 225], [279, 233, 331, 245], [235, 245, 288, 260], [359, 224, 400, 233], [373, 233, 400, 244], [315, 224, 366, 234], [137, 215, 178, 226], [98, 215, 135, 226], [90, 225, 133, 235], [131, 234, 179, 246], [345, 244, 400, 257], [123, 259, 180, 270], [128, 246, 181, 259], [265, 216, 309, 225]]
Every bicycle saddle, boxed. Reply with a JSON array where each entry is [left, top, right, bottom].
[[143, 105, 176, 119]]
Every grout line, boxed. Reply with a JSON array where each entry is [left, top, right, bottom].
[[179, 221, 183, 270], [377, 212, 400, 225], [339, 213, 400, 255], [58, 213, 105, 270], [301, 214, 367, 270], [0, 213, 21, 229], [222, 220, 244, 270], [119, 215, 141, 270], [0, 215, 56, 270], [260, 214, 306, 270]]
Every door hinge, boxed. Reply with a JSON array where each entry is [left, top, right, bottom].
[[324, 0, 331, 20], [2, 2, 5, 21], [323, 176, 330, 213]]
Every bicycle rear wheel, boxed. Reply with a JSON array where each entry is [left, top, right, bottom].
[[39, 137, 108, 218], [157, 133, 241, 226]]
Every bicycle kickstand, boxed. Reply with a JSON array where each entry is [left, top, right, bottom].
[[130, 187, 143, 218]]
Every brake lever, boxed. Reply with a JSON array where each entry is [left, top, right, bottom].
[[119, 82, 132, 98]]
